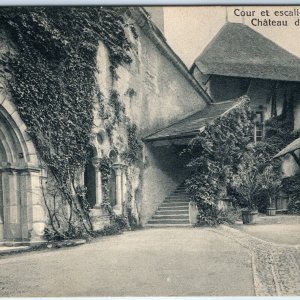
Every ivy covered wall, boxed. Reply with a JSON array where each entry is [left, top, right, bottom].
[[95, 9, 210, 225], [0, 7, 211, 238]]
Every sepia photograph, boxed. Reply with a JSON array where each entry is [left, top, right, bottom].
[[0, 4, 299, 297]]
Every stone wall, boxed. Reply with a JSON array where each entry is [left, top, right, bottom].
[[0, 8, 209, 236], [95, 9, 209, 225], [0, 30, 46, 242], [113, 10, 208, 137], [192, 68, 250, 102], [140, 144, 189, 225]]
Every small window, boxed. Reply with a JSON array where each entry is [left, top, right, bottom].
[[254, 111, 264, 143]]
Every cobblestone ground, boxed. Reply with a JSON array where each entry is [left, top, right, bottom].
[[212, 226, 300, 296]]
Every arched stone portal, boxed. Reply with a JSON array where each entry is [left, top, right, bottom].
[[0, 98, 45, 242]]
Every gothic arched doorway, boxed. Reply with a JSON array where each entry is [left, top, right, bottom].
[[0, 101, 44, 242]]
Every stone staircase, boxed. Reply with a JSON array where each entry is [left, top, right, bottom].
[[146, 184, 191, 227]]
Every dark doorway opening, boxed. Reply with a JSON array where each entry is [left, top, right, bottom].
[[84, 146, 96, 208]]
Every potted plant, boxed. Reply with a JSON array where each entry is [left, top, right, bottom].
[[230, 142, 283, 222], [260, 165, 281, 216], [230, 149, 260, 224]]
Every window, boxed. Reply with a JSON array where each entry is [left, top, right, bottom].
[[254, 111, 264, 143]]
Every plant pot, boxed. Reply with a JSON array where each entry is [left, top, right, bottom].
[[266, 207, 276, 216], [242, 210, 258, 224]]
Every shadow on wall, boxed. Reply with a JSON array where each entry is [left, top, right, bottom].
[[141, 143, 190, 225]]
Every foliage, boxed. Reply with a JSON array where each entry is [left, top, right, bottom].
[[122, 122, 143, 164], [185, 88, 300, 224], [283, 173, 300, 214], [197, 206, 242, 226], [109, 89, 126, 124], [93, 224, 122, 237], [114, 214, 129, 230], [91, 212, 129, 238], [264, 114, 297, 158], [125, 87, 137, 98], [100, 157, 113, 198], [0, 7, 134, 238], [184, 97, 254, 224], [287, 197, 300, 214], [263, 105, 300, 213], [229, 144, 281, 210], [230, 146, 261, 210]]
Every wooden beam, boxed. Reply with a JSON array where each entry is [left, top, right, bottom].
[[291, 151, 300, 166]]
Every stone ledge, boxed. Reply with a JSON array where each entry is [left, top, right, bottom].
[[0, 245, 31, 255], [0, 239, 86, 256], [46, 239, 86, 249]]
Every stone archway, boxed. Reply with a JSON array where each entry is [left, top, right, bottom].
[[0, 98, 45, 242]]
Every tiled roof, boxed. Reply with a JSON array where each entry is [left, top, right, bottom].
[[193, 23, 300, 82], [274, 137, 300, 158], [143, 98, 243, 142]]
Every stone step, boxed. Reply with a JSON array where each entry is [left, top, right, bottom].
[[160, 202, 189, 206], [144, 223, 191, 228], [155, 210, 189, 215], [172, 190, 187, 194], [166, 196, 189, 200], [152, 215, 189, 220], [164, 198, 189, 202], [156, 211, 189, 216], [146, 182, 190, 228], [158, 203, 189, 209], [161, 204, 189, 208], [159, 203, 189, 207], [148, 219, 190, 224], [169, 190, 187, 194], [156, 206, 189, 213]]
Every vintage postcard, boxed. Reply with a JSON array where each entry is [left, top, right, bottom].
[[0, 5, 299, 297]]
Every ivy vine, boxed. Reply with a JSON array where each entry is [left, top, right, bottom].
[[184, 97, 254, 225], [0, 7, 135, 239]]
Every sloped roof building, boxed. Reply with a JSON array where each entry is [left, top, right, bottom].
[[191, 22, 300, 211], [192, 22, 300, 82]]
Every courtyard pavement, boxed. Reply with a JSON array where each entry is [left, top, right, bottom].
[[222, 215, 300, 296], [0, 228, 255, 297], [233, 215, 300, 245], [0, 223, 299, 297]]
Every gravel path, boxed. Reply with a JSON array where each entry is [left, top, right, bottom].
[[212, 225, 300, 296]]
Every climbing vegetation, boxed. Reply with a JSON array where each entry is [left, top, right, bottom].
[[0, 7, 138, 239], [185, 91, 300, 225], [184, 97, 254, 225]]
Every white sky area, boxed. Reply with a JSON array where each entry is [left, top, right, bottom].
[[164, 6, 300, 68]]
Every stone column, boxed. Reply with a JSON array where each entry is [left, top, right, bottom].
[[0, 171, 3, 240], [1, 168, 19, 240], [92, 157, 102, 208], [0, 202, 3, 241], [121, 166, 127, 205], [112, 163, 123, 214], [24, 168, 45, 243]]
